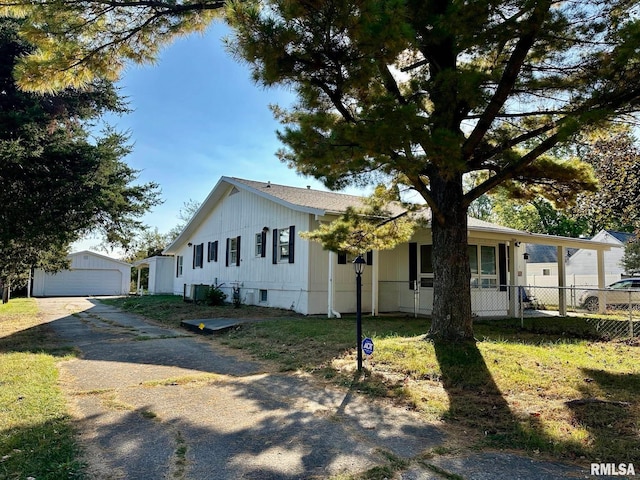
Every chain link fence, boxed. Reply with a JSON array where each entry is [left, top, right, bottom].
[[377, 281, 640, 340], [521, 285, 640, 339]]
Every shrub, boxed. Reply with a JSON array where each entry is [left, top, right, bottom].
[[206, 286, 227, 306]]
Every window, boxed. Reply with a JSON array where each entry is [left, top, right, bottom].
[[176, 256, 183, 277], [255, 232, 266, 257], [279, 228, 290, 261], [208, 241, 218, 262], [272, 226, 295, 264], [226, 236, 241, 266], [468, 244, 497, 289], [419, 245, 434, 287], [542, 268, 551, 276], [193, 243, 204, 268], [259, 289, 268, 302]]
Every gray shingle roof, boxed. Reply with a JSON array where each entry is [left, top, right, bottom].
[[230, 177, 404, 216], [607, 230, 635, 244], [525, 244, 579, 263]]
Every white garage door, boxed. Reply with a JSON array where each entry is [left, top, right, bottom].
[[42, 269, 123, 296]]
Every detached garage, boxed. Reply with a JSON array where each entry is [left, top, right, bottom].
[[33, 251, 131, 297]]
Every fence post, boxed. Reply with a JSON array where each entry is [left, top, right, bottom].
[[413, 280, 419, 318], [629, 290, 634, 338], [519, 286, 524, 328]]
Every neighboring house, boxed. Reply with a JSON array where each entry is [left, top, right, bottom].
[[32, 251, 131, 297], [133, 256, 175, 295], [163, 177, 613, 317], [526, 230, 634, 287]]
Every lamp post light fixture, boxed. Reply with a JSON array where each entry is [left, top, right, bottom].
[[353, 254, 366, 371]]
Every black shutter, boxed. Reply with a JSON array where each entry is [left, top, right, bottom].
[[192, 244, 196, 269], [288, 226, 295, 264], [236, 236, 241, 266], [261, 231, 267, 258], [225, 238, 230, 267], [207, 242, 211, 262], [499, 243, 507, 292], [337, 252, 347, 264], [272, 228, 278, 264], [409, 242, 417, 289], [366, 250, 373, 266], [176, 257, 180, 277], [213, 241, 218, 262]]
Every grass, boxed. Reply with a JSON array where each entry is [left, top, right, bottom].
[[106, 295, 640, 465], [0, 298, 84, 479], [101, 294, 298, 323]]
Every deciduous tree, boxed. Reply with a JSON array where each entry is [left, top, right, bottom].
[[571, 131, 640, 235], [621, 236, 640, 276]]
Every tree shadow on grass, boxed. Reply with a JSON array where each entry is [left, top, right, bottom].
[[431, 338, 582, 457], [566, 368, 640, 464], [432, 338, 640, 465], [432, 340, 517, 433]]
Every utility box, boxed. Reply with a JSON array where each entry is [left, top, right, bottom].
[[192, 284, 209, 304]]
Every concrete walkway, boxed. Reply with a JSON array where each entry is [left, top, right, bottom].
[[36, 297, 599, 479]]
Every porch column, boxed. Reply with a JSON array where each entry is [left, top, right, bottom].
[[508, 240, 518, 317], [597, 249, 606, 314], [328, 250, 335, 318], [371, 250, 379, 316], [557, 246, 567, 316], [136, 267, 142, 294]]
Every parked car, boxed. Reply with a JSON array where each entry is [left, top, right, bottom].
[[578, 278, 640, 312]]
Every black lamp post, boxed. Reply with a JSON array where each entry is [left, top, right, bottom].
[[353, 254, 366, 371]]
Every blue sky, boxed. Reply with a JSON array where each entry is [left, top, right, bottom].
[[75, 22, 338, 253]]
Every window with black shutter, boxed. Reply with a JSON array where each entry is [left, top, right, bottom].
[[208, 240, 218, 262], [193, 243, 204, 268]]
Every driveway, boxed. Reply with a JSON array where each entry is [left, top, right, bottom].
[[37, 297, 593, 479]]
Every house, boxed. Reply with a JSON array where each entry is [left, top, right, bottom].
[[526, 230, 634, 287], [32, 251, 131, 297], [163, 177, 613, 317]]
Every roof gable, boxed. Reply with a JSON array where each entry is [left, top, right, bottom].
[[69, 250, 131, 266], [606, 230, 635, 244], [230, 178, 367, 214]]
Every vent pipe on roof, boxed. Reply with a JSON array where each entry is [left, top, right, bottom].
[[266, 181, 271, 188], [307, 185, 310, 189]]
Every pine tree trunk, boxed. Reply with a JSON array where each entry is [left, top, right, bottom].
[[428, 175, 474, 341]]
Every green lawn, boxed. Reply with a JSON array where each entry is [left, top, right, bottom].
[[105, 295, 640, 465], [0, 298, 83, 480]]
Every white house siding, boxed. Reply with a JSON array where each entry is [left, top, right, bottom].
[[33, 251, 130, 296], [172, 185, 314, 313], [526, 231, 627, 288], [306, 237, 330, 315], [565, 231, 625, 278]]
